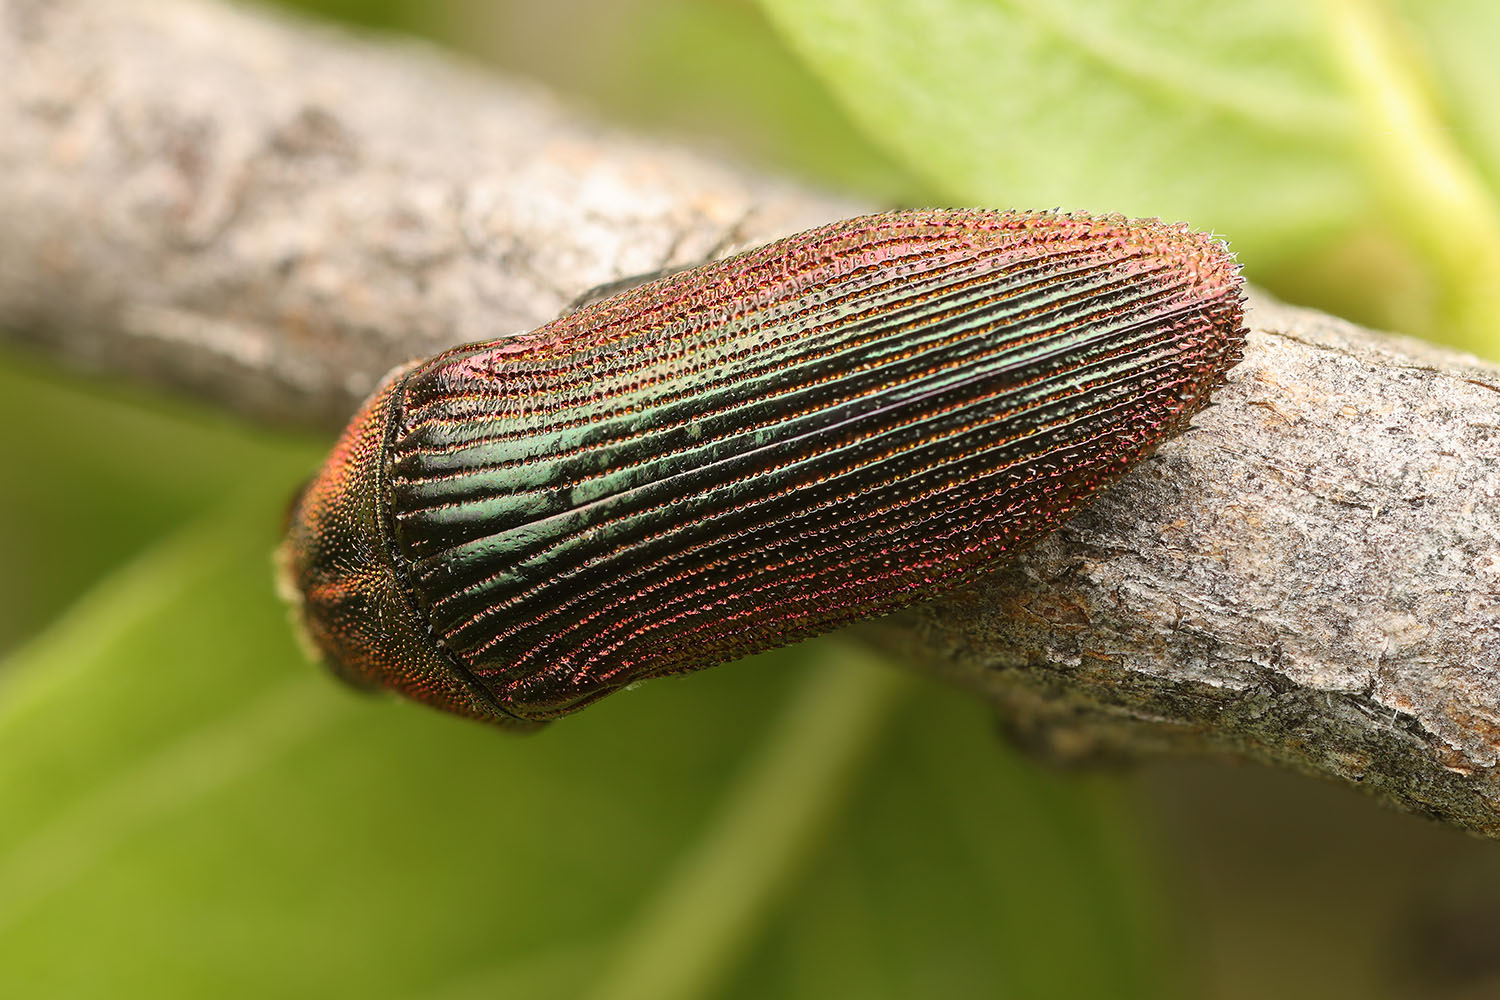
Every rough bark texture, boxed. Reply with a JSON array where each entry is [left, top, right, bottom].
[[3, 0, 1499, 834], [867, 298, 1500, 834], [0, 0, 861, 430]]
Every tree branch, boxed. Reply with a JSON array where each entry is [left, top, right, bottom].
[[0, 0, 861, 428], [4, 0, 1499, 835], [867, 298, 1500, 835]]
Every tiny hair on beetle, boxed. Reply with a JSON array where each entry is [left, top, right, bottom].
[[278, 209, 1246, 726]]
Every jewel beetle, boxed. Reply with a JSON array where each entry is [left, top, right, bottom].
[[278, 209, 1245, 726]]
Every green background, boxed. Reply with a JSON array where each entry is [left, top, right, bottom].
[[4, 2, 1499, 998]]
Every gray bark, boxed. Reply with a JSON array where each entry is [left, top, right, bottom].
[[3, 0, 1499, 835], [868, 299, 1500, 834], [0, 0, 860, 429]]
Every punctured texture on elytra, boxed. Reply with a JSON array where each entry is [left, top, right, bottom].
[[278, 209, 1246, 726]]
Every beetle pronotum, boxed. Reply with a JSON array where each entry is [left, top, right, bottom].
[[278, 209, 1245, 726]]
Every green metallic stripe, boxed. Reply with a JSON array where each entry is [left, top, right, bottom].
[[378, 210, 1241, 716], [505, 308, 1237, 698], [465, 347, 1214, 685], [412, 289, 1202, 612], [389, 255, 1179, 543], [392, 255, 1165, 487], [392, 244, 1152, 458], [368, 367, 532, 725], [440, 296, 1230, 670], [395, 266, 1188, 569], [425, 292, 1226, 659]]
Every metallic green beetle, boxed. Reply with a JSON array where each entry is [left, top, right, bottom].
[[279, 209, 1245, 726]]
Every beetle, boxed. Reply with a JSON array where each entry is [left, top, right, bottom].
[[277, 209, 1245, 726]]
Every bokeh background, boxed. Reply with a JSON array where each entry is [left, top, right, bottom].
[[3, 1, 1499, 998]]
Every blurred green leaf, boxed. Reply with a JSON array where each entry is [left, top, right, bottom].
[[1416, 1, 1500, 196], [6, 3, 1498, 997], [392, 0, 921, 204], [757, 0, 1364, 262], [0, 354, 318, 651], [604, 0, 923, 202], [756, 0, 1500, 356], [0, 366, 1167, 997]]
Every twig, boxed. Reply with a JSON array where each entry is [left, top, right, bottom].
[[0, 0, 860, 428], [3, 0, 1499, 835]]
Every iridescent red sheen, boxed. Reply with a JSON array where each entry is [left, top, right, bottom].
[[279, 209, 1245, 725]]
